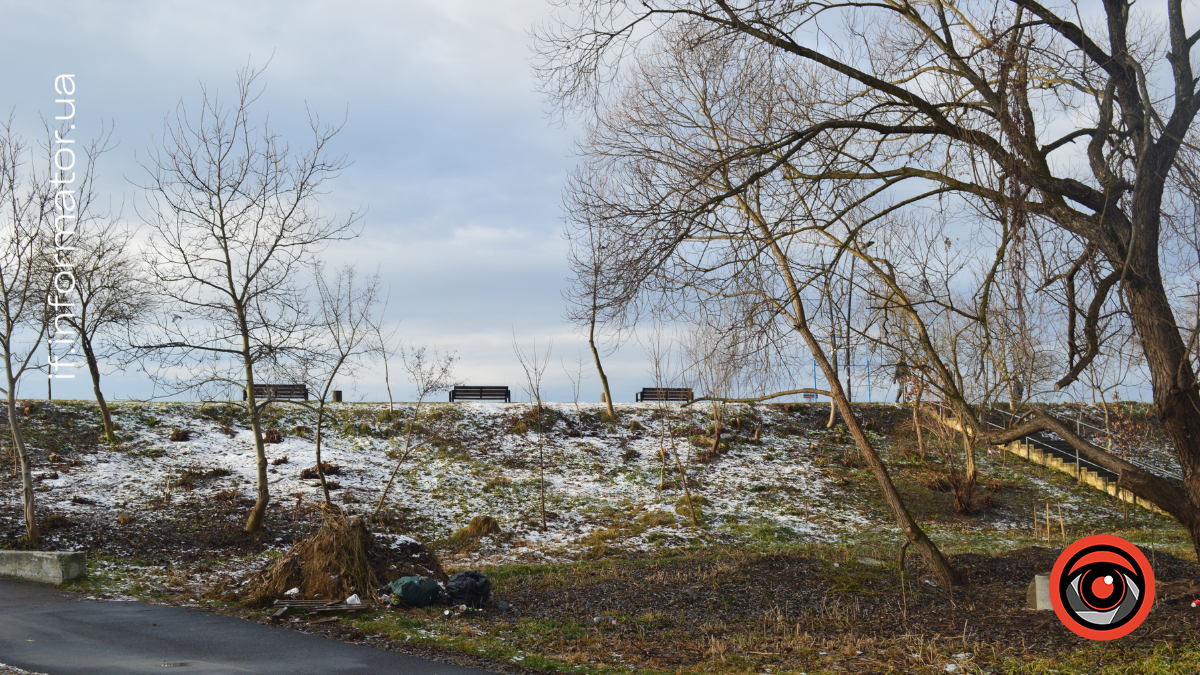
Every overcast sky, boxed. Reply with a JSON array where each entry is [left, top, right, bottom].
[[0, 0, 697, 403]]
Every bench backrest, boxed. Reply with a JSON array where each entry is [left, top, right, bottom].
[[243, 384, 309, 401], [450, 386, 511, 402], [637, 387, 693, 402]]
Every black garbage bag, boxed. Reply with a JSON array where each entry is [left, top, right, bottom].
[[389, 576, 441, 608], [446, 570, 491, 607]]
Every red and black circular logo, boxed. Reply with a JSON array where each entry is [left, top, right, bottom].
[[1050, 534, 1155, 640]]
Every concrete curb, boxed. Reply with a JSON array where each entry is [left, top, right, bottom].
[[0, 551, 86, 585]]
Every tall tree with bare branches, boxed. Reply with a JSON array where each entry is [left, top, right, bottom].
[[553, 29, 962, 583], [137, 66, 359, 532], [68, 208, 155, 443], [564, 217, 621, 417]]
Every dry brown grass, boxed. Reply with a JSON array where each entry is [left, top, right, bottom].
[[299, 462, 340, 479], [244, 510, 446, 607], [245, 510, 379, 606], [464, 515, 502, 537]]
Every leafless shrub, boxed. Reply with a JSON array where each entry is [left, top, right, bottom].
[[372, 346, 458, 517], [514, 336, 553, 531]]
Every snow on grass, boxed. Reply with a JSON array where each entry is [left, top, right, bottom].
[[8, 398, 1182, 586], [19, 401, 866, 565]]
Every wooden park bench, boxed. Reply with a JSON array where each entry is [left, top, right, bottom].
[[242, 383, 309, 401], [450, 386, 511, 403], [635, 387, 693, 402]]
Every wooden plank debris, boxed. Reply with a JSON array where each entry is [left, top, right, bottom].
[[271, 599, 372, 614]]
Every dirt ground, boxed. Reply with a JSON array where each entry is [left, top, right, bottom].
[[217, 544, 1200, 675], [484, 548, 1197, 667]]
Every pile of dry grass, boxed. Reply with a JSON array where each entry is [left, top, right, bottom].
[[245, 511, 379, 606], [244, 510, 445, 607], [299, 462, 340, 479], [446, 515, 504, 549], [464, 515, 502, 537]]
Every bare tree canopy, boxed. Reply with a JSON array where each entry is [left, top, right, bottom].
[[137, 66, 359, 531], [563, 218, 624, 418], [539, 0, 1200, 562], [286, 263, 381, 504], [63, 126, 154, 443]]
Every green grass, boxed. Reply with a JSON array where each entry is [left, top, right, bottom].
[[1005, 643, 1200, 674]]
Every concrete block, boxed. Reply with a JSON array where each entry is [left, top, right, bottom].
[[1026, 573, 1052, 610], [0, 550, 86, 585]]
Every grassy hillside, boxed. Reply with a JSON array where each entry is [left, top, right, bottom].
[[1, 399, 1195, 674]]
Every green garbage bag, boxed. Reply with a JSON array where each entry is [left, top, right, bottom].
[[389, 575, 441, 608]]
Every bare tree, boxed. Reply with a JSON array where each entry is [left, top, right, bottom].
[[564, 216, 620, 418], [372, 289, 401, 415], [288, 263, 380, 504], [373, 346, 458, 517], [682, 325, 745, 463], [42, 122, 151, 443], [137, 66, 358, 532], [514, 336, 553, 530], [67, 215, 154, 443], [0, 120, 52, 542], [645, 326, 698, 525], [555, 29, 962, 584], [562, 351, 586, 415]]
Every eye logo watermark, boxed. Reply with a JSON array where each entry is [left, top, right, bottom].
[[1050, 534, 1154, 640]]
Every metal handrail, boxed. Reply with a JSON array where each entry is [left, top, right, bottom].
[[987, 407, 1182, 483], [982, 409, 1113, 478]]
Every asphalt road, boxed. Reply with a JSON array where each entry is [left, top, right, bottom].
[[0, 578, 496, 675]]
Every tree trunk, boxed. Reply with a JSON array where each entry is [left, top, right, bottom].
[[755, 220, 959, 585], [5, 395, 38, 542], [1122, 266, 1200, 559], [788, 304, 960, 584], [820, 357, 961, 585], [827, 347, 839, 429], [79, 334, 116, 443], [243, 361, 269, 532], [315, 401, 331, 505], [914, 385, 926, 458], [827, 294, 840, 428], [383, 357, 394, 414], [374, 400, 424, 518], [589, 315, 616, 420], [962, 430, 977, 485], [669, 427, 699, 527]]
